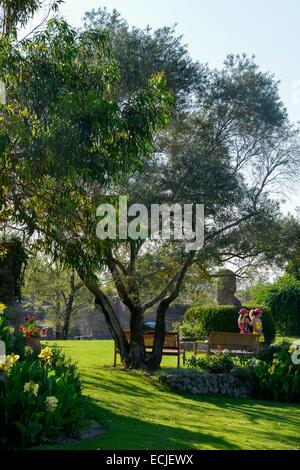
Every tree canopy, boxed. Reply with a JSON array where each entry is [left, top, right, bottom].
[[1, 6, 300, 369]]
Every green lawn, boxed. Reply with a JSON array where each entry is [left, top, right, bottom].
[[41, 340, 300, 450]]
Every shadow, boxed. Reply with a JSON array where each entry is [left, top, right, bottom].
[[41, 397, 240, 451], [78, 367, 300, 450], [40, 342, 300, 450]]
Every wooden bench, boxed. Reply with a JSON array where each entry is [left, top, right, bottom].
[[204, 332, 259, 356], [114, 331, 186, 367]]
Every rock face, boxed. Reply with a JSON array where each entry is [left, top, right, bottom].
[[216, 269, 242, 309], [159, 369, 254, 398]]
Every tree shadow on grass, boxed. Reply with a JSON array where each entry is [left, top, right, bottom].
[[80, 367, 300, 450], [43, 397, 240, 451]]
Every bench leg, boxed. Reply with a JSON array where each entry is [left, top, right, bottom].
[[183, 349, 186, 366], [177, 352, 180, 368]]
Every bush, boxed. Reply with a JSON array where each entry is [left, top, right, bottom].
[[0, 314, 86, 448], [254, 276, 300, 336], [179, 305, 238, 338], [187, 352, 235, 373], [179, 304, 276, 343], [0, 311, 25, 356], [255, 340, 291, 363], [254, 340, 300, 403]]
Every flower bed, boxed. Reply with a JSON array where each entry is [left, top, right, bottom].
[[0, 305, 86, 449]]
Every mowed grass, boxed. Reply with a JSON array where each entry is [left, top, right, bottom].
[[41, 340, 300, 450]]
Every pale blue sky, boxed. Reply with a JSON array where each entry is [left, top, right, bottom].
[[57, 0, 300, 123], [27, 0, 300, 211]]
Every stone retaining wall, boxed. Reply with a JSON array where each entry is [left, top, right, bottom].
[[159, 370, 254, 398]]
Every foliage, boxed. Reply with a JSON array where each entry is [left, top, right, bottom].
[[0, 14, 174, 369], [0, 238, 27, 299], [2, 7, 299, 370], [183, 305, 238, 337], [254, 340, 300, 403], [19, 314, 46, 338], [23, 257, 93, 339], [187, 352, 235, 373], [0, 343, 85, 448], [255, 339, 292, 363], [0, 18, 173, 235], [83, 7, 202, 106], [0, 0, 63, 36], [98, 52, 299, 368], [0, 306, 25, 355], [177, 304, 276, 343], [253, 274, 300, 336]]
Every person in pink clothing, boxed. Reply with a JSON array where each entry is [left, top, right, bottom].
[[250, 308, 265, 343], [238, 309, 251, 334]]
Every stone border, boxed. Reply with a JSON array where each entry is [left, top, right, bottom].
[[159, 370, 254, 398]]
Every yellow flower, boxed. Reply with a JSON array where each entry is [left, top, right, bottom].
[[0, 355, 6, 371], [3, 326, 14, 335], [24, 346, 33, 357], [38, 347, 53, 365], [6, 353, 20, 368], [45, 396, 58, 412], [0, 303, 6, 314], [24, 381, 39, 397], [0, 353, 19, 372], [268, 365, 275, 375]]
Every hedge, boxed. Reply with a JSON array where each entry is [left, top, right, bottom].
[[255, 284, 300, 336], [182, 304, 276, 344]]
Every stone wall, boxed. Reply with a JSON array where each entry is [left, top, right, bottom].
[[70, 301, 190, 339], [159, 370, 254, 398]]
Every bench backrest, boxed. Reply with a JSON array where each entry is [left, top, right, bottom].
[[208, 332, 258, 352], [120, 331, 179, 350]]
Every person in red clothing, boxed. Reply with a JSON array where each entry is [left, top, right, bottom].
[[238, 308, 251, 334]]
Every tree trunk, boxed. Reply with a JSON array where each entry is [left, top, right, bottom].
[[145, 259, 191, 369], [80, 257, 189, 371], [78, 270, 131, 366], [55, 330, 61, 340], [128, 307, 146, 369], [61, 271, 77, 340], [61, 301, 72, 340], [146, 299, 169, 370], [107, 258, 149, 369]]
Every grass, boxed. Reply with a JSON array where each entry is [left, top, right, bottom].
[[40, 340, 300, 450]]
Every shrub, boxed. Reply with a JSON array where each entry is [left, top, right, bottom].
[[255, 340, 291, 363], [0, 315, 85, 448], [180, 305, 238, 338], [254, 340, 300, 403], [180, 304, 276, 343], [0, 310, 25, 356], [254, 276, 300, 336], [187, 352, 235, 373]]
